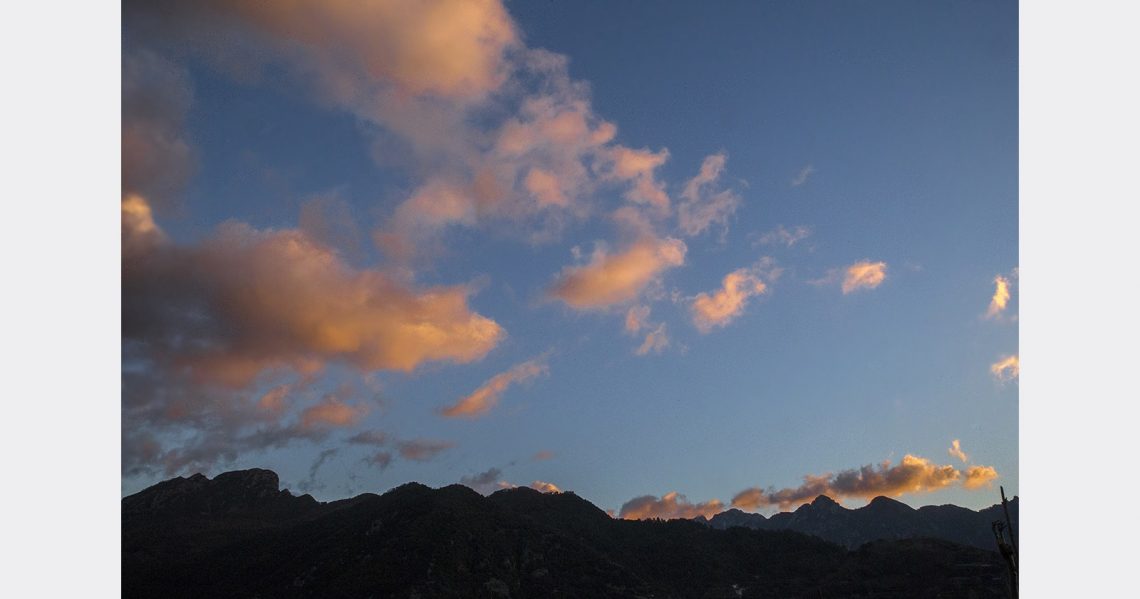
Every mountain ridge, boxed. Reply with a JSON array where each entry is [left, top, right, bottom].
[[123, 468, 1012, 598]]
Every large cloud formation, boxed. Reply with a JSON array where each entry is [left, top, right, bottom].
[[619, 492, 724, 520], [731, 454, 999, 510], [440, 357, 549, 418]]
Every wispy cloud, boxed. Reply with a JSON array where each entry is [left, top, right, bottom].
[[440, 357, 549, 418], [755, 225, 811, 248], [990, 354, 1020, 382], [678, 153, 741, 237], [841, 260, 888, 294], [791, 164, 815, 187], [948, 439, 968, 463], [397, 439, 455, 462], [635, 323, 671, 356]]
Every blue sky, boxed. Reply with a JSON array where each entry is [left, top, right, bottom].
[[121, 0, 1017, 516]]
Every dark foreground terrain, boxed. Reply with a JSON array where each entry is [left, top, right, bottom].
[[123, 469, 1012, 598]]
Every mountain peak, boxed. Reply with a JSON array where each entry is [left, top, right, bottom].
[[811, 495, 839, 507]]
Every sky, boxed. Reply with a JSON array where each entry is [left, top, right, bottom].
[[121, 0, 1018, 517]]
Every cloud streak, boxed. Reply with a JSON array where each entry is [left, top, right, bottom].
[[440, 357, 549, 418], [549, 237, 686, 310]]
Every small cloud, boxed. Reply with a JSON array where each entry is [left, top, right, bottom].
[[635, 323, 671, 356], [619, 491, 724, 520], [963, 465, 999, 490], [299, 388, 368, 430], [549, 236, 686, 310], [691, 267, 769, 333], [346, 430, 389, 446], [532, 450, 555, 461], [624, 305, 652, 334], [362, 451, 393, 470], [991, 354, 1020, 383], [397, 439, 454, 462], [460, 467, 507, 494], [841, 260, 888, 294], [731, 454, 994, 511], [440, 356, 549, 418], [791, 164, 815, 187], [985, 274, 1014, 319], [948, 439, 968, 463], [755, 225, 811, 248], [677, 152, 741, 238]]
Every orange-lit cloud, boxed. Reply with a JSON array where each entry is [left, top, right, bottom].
[[532, 450, 555, 461], [530, 481, 562, 493], [841, 260, 888, 294], [791, 164, 815, 187], [963, 465, 1000, 490], [299, 390, 368, 430], [755, 225, 811, 248], [123, 197, 504, 388], [948, 439, 969, 463], [691, 268, 769, 333], [126, 0, 519, 102], [731, 455, 986, 510], [549, 237, 686, 309], [440, 357, 549, 418], [619, 492, 724, 520], [986, 275, 1012, 318], [678, 153, 741, 237], [625, 305, 652, 334], [397, 439, 455, 461], [991, 354, 1020, 382], [605, 146, 671, 213]]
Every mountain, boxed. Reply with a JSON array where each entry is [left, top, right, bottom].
[[703, 493, 1019, 550], [123, 469, 1011, 598]]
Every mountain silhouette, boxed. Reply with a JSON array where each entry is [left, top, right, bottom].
[[123, 469, 1012, 598], [699, 493, 1018, 550]]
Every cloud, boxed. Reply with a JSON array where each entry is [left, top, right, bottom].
[[791, 164, 815, 187], [841, 260, 888, 294], [605, 146, 671, 213], [346, 430, 389, 446], [299, 389, 368, 430], [460, 467, 507, 494], [530, 481, 562, 493], [619, 492, 724, 520], [678, 153, 741, 237], [948, 440, 969, 463], [549, 236, 687, 310], [755, 225, 811, 248], [986, 275, 1012, 319], [691, 267, 769, 333], [635, 323, 671, 356], [963, 465, 1000, 490], [625, 305, 652, 334], [397, 439, 455, 461], [731, 454, 993, 510], [532, 450, 555, 461], [298, 448, 339, 493], [991, 354, 1020, 382], [125, 0, 518, 102], [121, 47, 195, 208], [123, 196, 504, 388], [363, 451, 394, 470], [440, 357, 549, 418]]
